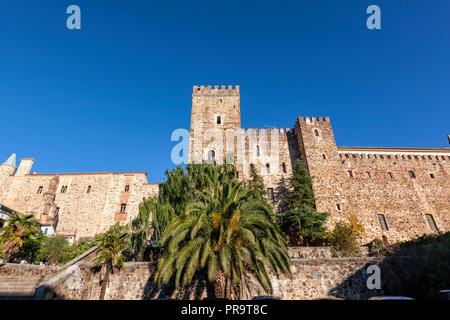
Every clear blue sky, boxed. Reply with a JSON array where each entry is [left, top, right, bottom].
[[0, 1, 449, 182]]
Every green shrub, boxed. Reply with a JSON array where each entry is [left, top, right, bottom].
[[327, 215, 365, 257]]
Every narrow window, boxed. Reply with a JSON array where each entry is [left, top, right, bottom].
[[87, 185, 91, 193], [37, 186, 43, 194], [125, 185, 130, 192], [366, 171, 371, 178], [336, 204, 341, 211], [322, 154, 327, 159], [425, 214, 438, 232], [55, 207, 60, 214], [408, 171, 416, 179], [267, 188, 274, 201], [430, 173, 435, 179], [256, 145, 260, 157], [266, 163, 270, 174], [61, 186, 68, 193], [314, 129, 319, 137], [282, 162, 287, 173], [216, 116, 221, 125], [377, 214, 388, 231], [348, 170, 354, 178], [120, 203, 127, 213], [208, 150, 215, 161], [388, 172, 394, 179]]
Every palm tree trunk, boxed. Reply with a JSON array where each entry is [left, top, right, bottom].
[[214, 269, 227, 299], [99, 264, 110, 300]]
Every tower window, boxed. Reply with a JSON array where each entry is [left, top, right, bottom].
[[314, 129, 319, 137], [377, 214, 388, 231], [387, 172, 394, 179], [87, 185, 91, 193], [348, 170, 354, 178], [322, 154, 327, 159], [430, 173, 435, 179], [267, 188, 274, 200], [120, 203, 127, 213], [256, 145, 260, 157], [366, 171, 371, 178], [60, 186, 68, 193], [216, 116, 221, 125], [125, 185, 130, 192], [408, 171, 416, 179], [336, 204, 341, 211], [208, 150, 215, 162], [55, 207, 60, 214], [37, 186, 43, 194], [266, 163, 270, 174], [282, 162, 287, 173], [425, 214, 438, 232]]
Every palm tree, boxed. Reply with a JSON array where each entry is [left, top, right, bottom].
[[0, 211, 40, 262], [93, 223, 129, 300], [154, 164, 291, 299]]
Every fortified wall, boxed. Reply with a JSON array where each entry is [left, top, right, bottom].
[[0, 154, 159, 241], [189, 85, 450, 244]]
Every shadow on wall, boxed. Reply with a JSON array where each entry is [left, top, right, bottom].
[[34, 285, 64, 300], [328, 256, 424, 300]]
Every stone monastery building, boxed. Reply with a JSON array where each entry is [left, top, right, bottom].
[[1, 85, 449, 244]]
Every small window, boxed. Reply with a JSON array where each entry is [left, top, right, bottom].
[[387, 172, 394, 179], [120, 203, 127, 213], [60, 186, 68, 193], [37, 186, 43, 194], [336, 204, 341, 211], [125, 185, 130, 192], [314, 129, 319, 137], [216, 116, 221, 125], [425, 214, 438, 232], [430, 173, 435, 179], [266, 163, 270, 174], [208, 150, 215, 162], [267, 188, 274, 201], [377, 214, 388, 231], [250, 163, 255, 172], [55, 207, 60, 214], [87, 185, 91, 193], [366, 171, 371, 178], [322, 154, 326, 159], [256, 145, 260, 157], [408, 171, 416, 179], [282, 162, 287, 173], [348, 170, 354, 178]]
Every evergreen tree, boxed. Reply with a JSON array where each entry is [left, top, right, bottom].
[[280, 160, 328, 246]]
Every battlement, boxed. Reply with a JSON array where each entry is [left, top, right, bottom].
[[193, 85, 240, 96], [243, 128, 290, 137], [297, 116, 330, 123]]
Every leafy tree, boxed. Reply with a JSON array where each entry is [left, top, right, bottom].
[[154, 164, 291, 299], [327, 214, 365, 257], [279, 160, 328, 245], [36, 235, 70, 265], [93, 223, 129, 300], [246, 165, 266, 201], [0, 211, 42, 262]]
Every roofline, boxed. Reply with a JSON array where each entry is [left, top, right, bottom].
[[337, 146, 450, 154], [24, 172, 148, 176]]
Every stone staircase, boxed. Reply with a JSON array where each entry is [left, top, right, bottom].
[[0, 275, 47, 299]]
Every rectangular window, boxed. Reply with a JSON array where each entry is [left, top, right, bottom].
[[377, 214, 388, 231], [87, 185, 91, 193], [366, 171, 371, 178], [430, 173, 435, 179], [60, 186, 68, 193], [387, 172, 394, 179], [425, 214, 438, 232], [408, 171, 416, 179], [348, 170, 354, 178], [125, 185, 130, 192], [37, 186, 43, 194], [267, 188, 274, 201], [120, 203, 127, 213], [336, 204, 341, 211]]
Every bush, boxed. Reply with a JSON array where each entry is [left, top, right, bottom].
[[327, 215, 365, 257], [369, 238, 385, 256]]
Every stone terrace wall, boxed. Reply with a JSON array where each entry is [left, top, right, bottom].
[[0, 263, 61, 282], [288, 246, 369, 259]]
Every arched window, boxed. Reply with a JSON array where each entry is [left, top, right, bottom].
[[266, 163, 270, 174], [216, 116, 221, 125], [256, 145, 260, 157], [208, 150, 216, 161], [282, 162, 287, 173], [314, 129, 319, 137]]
